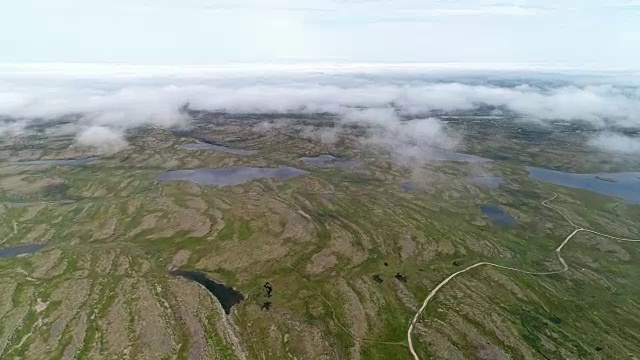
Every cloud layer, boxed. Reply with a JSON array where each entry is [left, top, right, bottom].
[[588, 132, 640, 154], [75, 126, 128, 153], [0, 69, 639, 156]]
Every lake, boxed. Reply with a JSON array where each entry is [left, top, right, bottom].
[[471, 176, 505, 189], [527, 167, 640, 204], [156, 166, 308, 186], [170, 269, 244, 315], [481, 205, 516, 227], [180, 142, 257, 156], [12, 158, 95, 165], [300, 154, 364, 169], [0, 243, 46, 259], [400, 182, 418, 191], [425, 148, 491, 163]]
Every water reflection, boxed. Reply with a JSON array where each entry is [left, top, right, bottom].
[[170, 269, 244, 315], [12, 158, 95, 165], [425, 148, 490, 163], [527, 167, 640, 204], [480, 205, 516, 227], [471, 176, 505, 189], [156, 166, 308, 186], [400, 182, 418, 191], [0, 244, 46, 259], [300, 155, 364, 169], [180, 142, 257, 156]]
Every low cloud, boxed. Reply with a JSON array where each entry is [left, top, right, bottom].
[[588, 132, 640, 154], [0, 68, 639, 160], [362, 117, 460, 165], [75, 126, 128, 153]]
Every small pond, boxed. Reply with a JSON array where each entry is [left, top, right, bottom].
[[426, 148, 491, 163], [180, 142, 257, 156], [2, 200, 75, 207], [527, 167, 640, 204], [156, 166, 308, 186], [170, 269, 244, 314], [12, 158, 95, 165], [400, 182, 418, 191], [0, 243, 46, 259], [471, 176, 505, 189], [481, 205, 516, 227], [300, 155, 364, 169]]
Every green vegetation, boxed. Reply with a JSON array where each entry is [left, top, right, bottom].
[[0, 120, 639, 359]]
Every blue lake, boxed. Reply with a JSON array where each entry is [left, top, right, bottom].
[[0, 244, 46, 259], [300, 155, 364, 169], [12, 158, 95, 165], [527, 167, 640, 204], [472, 176, 505, 189], [180, 142, 257, 156], [481, 205, 516, 227], [156, 166, 308, 186], [400, 182, 418, 191], [426, 148, 490, 163]]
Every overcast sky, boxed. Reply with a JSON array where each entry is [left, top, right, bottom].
[[1, 0, 639, 68]]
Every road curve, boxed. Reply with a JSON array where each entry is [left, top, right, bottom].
[[407, 194, 640, 360]]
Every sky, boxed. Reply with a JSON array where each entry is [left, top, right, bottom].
[[1, 0, 639, 68]]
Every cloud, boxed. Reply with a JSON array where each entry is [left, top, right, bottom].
[[75, 126, 128, 153], [588, 132, 640, 154], [342, 108, 400, 126], [0, 68, 639, 163], [4, 80, 638, 129], [0, 118, 29, 136], [361, 117, 461, 166], [300, 125, 340, 144]]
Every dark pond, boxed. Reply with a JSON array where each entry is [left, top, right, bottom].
[[12, 158, 95, 165], [400, 182, 418, 191], [426, 148, 490, 163], [2, 200, 75, 207], [471, 176, 505, 189], [300, 155, 364, 169], [527, 167, 640, 204], [180, 142, 257, 156], [481, 205, 516, 227], [156, 166, 308, 186], [170, 269, 244, 315], [0, 243, 46, 259]]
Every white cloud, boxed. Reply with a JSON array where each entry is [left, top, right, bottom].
[[342, 108, 400, 126], [0, 68, 639, 163], [588, 132, 640, 154], [75, 126, 128, 153], [1, 71, 638, 131]]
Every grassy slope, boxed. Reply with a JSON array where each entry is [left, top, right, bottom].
[[0, 124, 639, 359]]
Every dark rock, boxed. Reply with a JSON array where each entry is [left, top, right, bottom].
[[263, 282, 273, 298], [549, 315, 562, 324]]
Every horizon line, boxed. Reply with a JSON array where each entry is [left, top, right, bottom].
[[1, 62, 638, 75]]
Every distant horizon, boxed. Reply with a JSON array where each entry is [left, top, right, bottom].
[[2, 62, 639, 76]]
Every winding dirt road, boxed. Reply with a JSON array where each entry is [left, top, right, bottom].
[[407, 193, 640, 360]]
